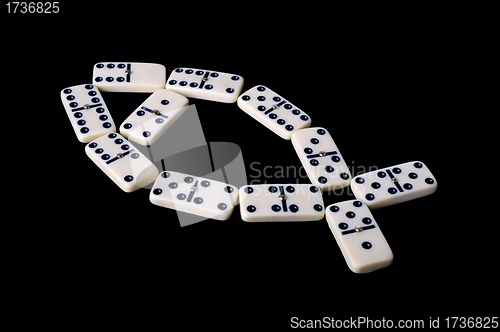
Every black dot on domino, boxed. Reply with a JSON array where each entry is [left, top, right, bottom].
[[268, 186, 278, 193], [362, 242, 372, 250], [271, 204, 281, 212], [329, 205, 339, 213], [353, 201, 363, 207]]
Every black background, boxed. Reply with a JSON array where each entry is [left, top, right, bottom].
[[4, 3, 492, 329]]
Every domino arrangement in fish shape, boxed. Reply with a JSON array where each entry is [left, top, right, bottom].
[[239, 184, 324, 222], [61, 84, 116, 143], [326, 200, 393, 273], [291, 127, 351, 191], [150, 171, 239, 220], [237, 85, 311, 139], [93, 62, 166, 92], [119, 89, 189, 146], [85, 133, 159, 192], [165, 68, 244, 103], [351, 161, 437, 209]]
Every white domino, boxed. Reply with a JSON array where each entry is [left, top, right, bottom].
[[326, 200, 393, 273], [150, 171, 239, 221], [239, 184, 324, 222], [237, 85, 311, 139], [291, 127, 351, 191], [165, 67, 244, 103], [351, 161, 437, 209], [61, 84, 116, 143], [93, 62, 166, 92], [119, 89, 189, 146], [85, 133, 159, 192]]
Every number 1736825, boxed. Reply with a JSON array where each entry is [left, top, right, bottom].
[[6, 2, 59, 13]]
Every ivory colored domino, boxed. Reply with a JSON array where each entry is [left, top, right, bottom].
[[351, 161, 437, 209], [61, 83, 115, 143], [93, 62, 166, 92], [85, 133, 159, 192], [291, 127, 351, 191], [326, 200, 393, 273], [237, 85, 311, 139], [119, 89, 189, 146], [150, 171, 239, 221], [239, 184, 324, 222], [165, 67, 244, 103]]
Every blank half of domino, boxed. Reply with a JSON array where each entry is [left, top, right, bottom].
[[351, 161, 437, 209], [326, 200, 393, 273]]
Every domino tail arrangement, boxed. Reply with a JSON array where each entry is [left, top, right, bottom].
[[61, 63, 438, 274]]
